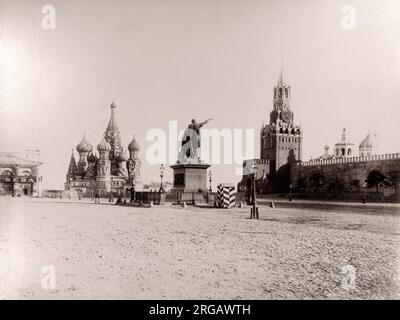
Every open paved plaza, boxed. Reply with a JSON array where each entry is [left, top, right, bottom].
[[0, 197, 399, 299]]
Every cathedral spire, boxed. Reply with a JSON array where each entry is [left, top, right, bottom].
[[66, 148, 77, 180], [106, 102, 119, 132], [104, 102, 123, 156]]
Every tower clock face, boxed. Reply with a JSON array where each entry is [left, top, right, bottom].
[[281, 109, 291, 122]]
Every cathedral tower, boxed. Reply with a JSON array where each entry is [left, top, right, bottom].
[[105, 102, 123, 157], [104, 102, 123, 176], [65, 149, 77, 189], [96, 136, 111, 193], [260, 71, 302, 176], [75, 133, 93, 178]]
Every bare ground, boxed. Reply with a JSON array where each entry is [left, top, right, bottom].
[[0, 197, 399, 299]]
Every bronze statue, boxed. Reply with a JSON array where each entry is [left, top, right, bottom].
[[178, 118, 212, 163]]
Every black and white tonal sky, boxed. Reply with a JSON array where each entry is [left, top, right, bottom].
[[1, 0, 399, 189]]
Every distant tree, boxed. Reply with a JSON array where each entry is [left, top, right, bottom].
[[327, 177, 344, 194], [295, 178, 306, 192], [385, 170, 400, 194], [309, 172, 324, 193], [366, 169, 386, 193], [350, 179, 360, 191]]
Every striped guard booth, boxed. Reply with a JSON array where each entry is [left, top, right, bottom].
[[217, 183, 236, 208]]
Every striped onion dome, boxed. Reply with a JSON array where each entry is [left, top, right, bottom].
[[76, 134, 93, 153], [97, 136, 111, 152], [128, 135, 140, 151]]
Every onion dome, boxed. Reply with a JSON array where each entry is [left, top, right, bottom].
[[76, 134, 93, 153], [87, 153, 97, 162], [128, 135, 140, 151], [359, 133, 372, 148], [117, 152, 128, 162], [97, 136, 111, 152]]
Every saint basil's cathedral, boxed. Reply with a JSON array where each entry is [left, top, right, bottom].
[[64, 103, 142, 196]]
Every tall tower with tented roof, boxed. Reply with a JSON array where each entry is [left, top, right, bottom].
[[260, 71, 302, 176]]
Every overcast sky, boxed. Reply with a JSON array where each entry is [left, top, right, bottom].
[[1, 0, 399, 189]]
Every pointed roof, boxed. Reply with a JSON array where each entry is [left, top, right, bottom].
[[106, 102, 119, 133], [66, 149, 77, 177], [69, 149, 76, 163], [104, 102, 123, 153], [278, 67, 284, 86], [278, 53, 284, 86]]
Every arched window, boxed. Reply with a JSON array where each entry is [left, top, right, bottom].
[[0, 170, 14, 182], [1, 170, 13, 177], [347, 149, 352, 155], [22, 170, 31, 177], [279, 88, 282, 97]]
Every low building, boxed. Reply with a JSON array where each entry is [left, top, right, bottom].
[[0, 152, 42, 196], [315, 129, 378, 161]]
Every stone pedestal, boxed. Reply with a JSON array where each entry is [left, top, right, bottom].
[[170, 163, 210, 192]]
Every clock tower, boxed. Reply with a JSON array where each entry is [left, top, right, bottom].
[[260, 71, 302, 177]]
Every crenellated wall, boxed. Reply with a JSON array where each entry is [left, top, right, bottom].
[[291, 153, 400, 195], [299, 153, 400, 167]]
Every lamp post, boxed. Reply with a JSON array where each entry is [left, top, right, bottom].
[[363, 181, 367, 204], [159, 164, 165, 193], [208, 171, 212, 192], [10, 173, 14, 197], [250, 164, 259, 219]]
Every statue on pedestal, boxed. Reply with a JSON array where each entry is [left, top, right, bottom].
[[178, 118, 212, 164]]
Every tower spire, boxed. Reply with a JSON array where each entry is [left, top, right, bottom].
[[107, 102, 118, 131], [279, 52, 284, 85], [104, 102, 123, 157], [66, 148, 77, 179]]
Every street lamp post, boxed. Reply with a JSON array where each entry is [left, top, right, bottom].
[[208, 171, 212, 192], [10, 174, 14, 197], [159, 164, 165, 193], [363, 182, 367, 204], [250, 165, 259, 219]]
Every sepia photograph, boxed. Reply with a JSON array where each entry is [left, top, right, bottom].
[[0, 0, 399, 311]]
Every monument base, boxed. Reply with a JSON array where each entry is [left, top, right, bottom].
[[170, 163, 211, 192]]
